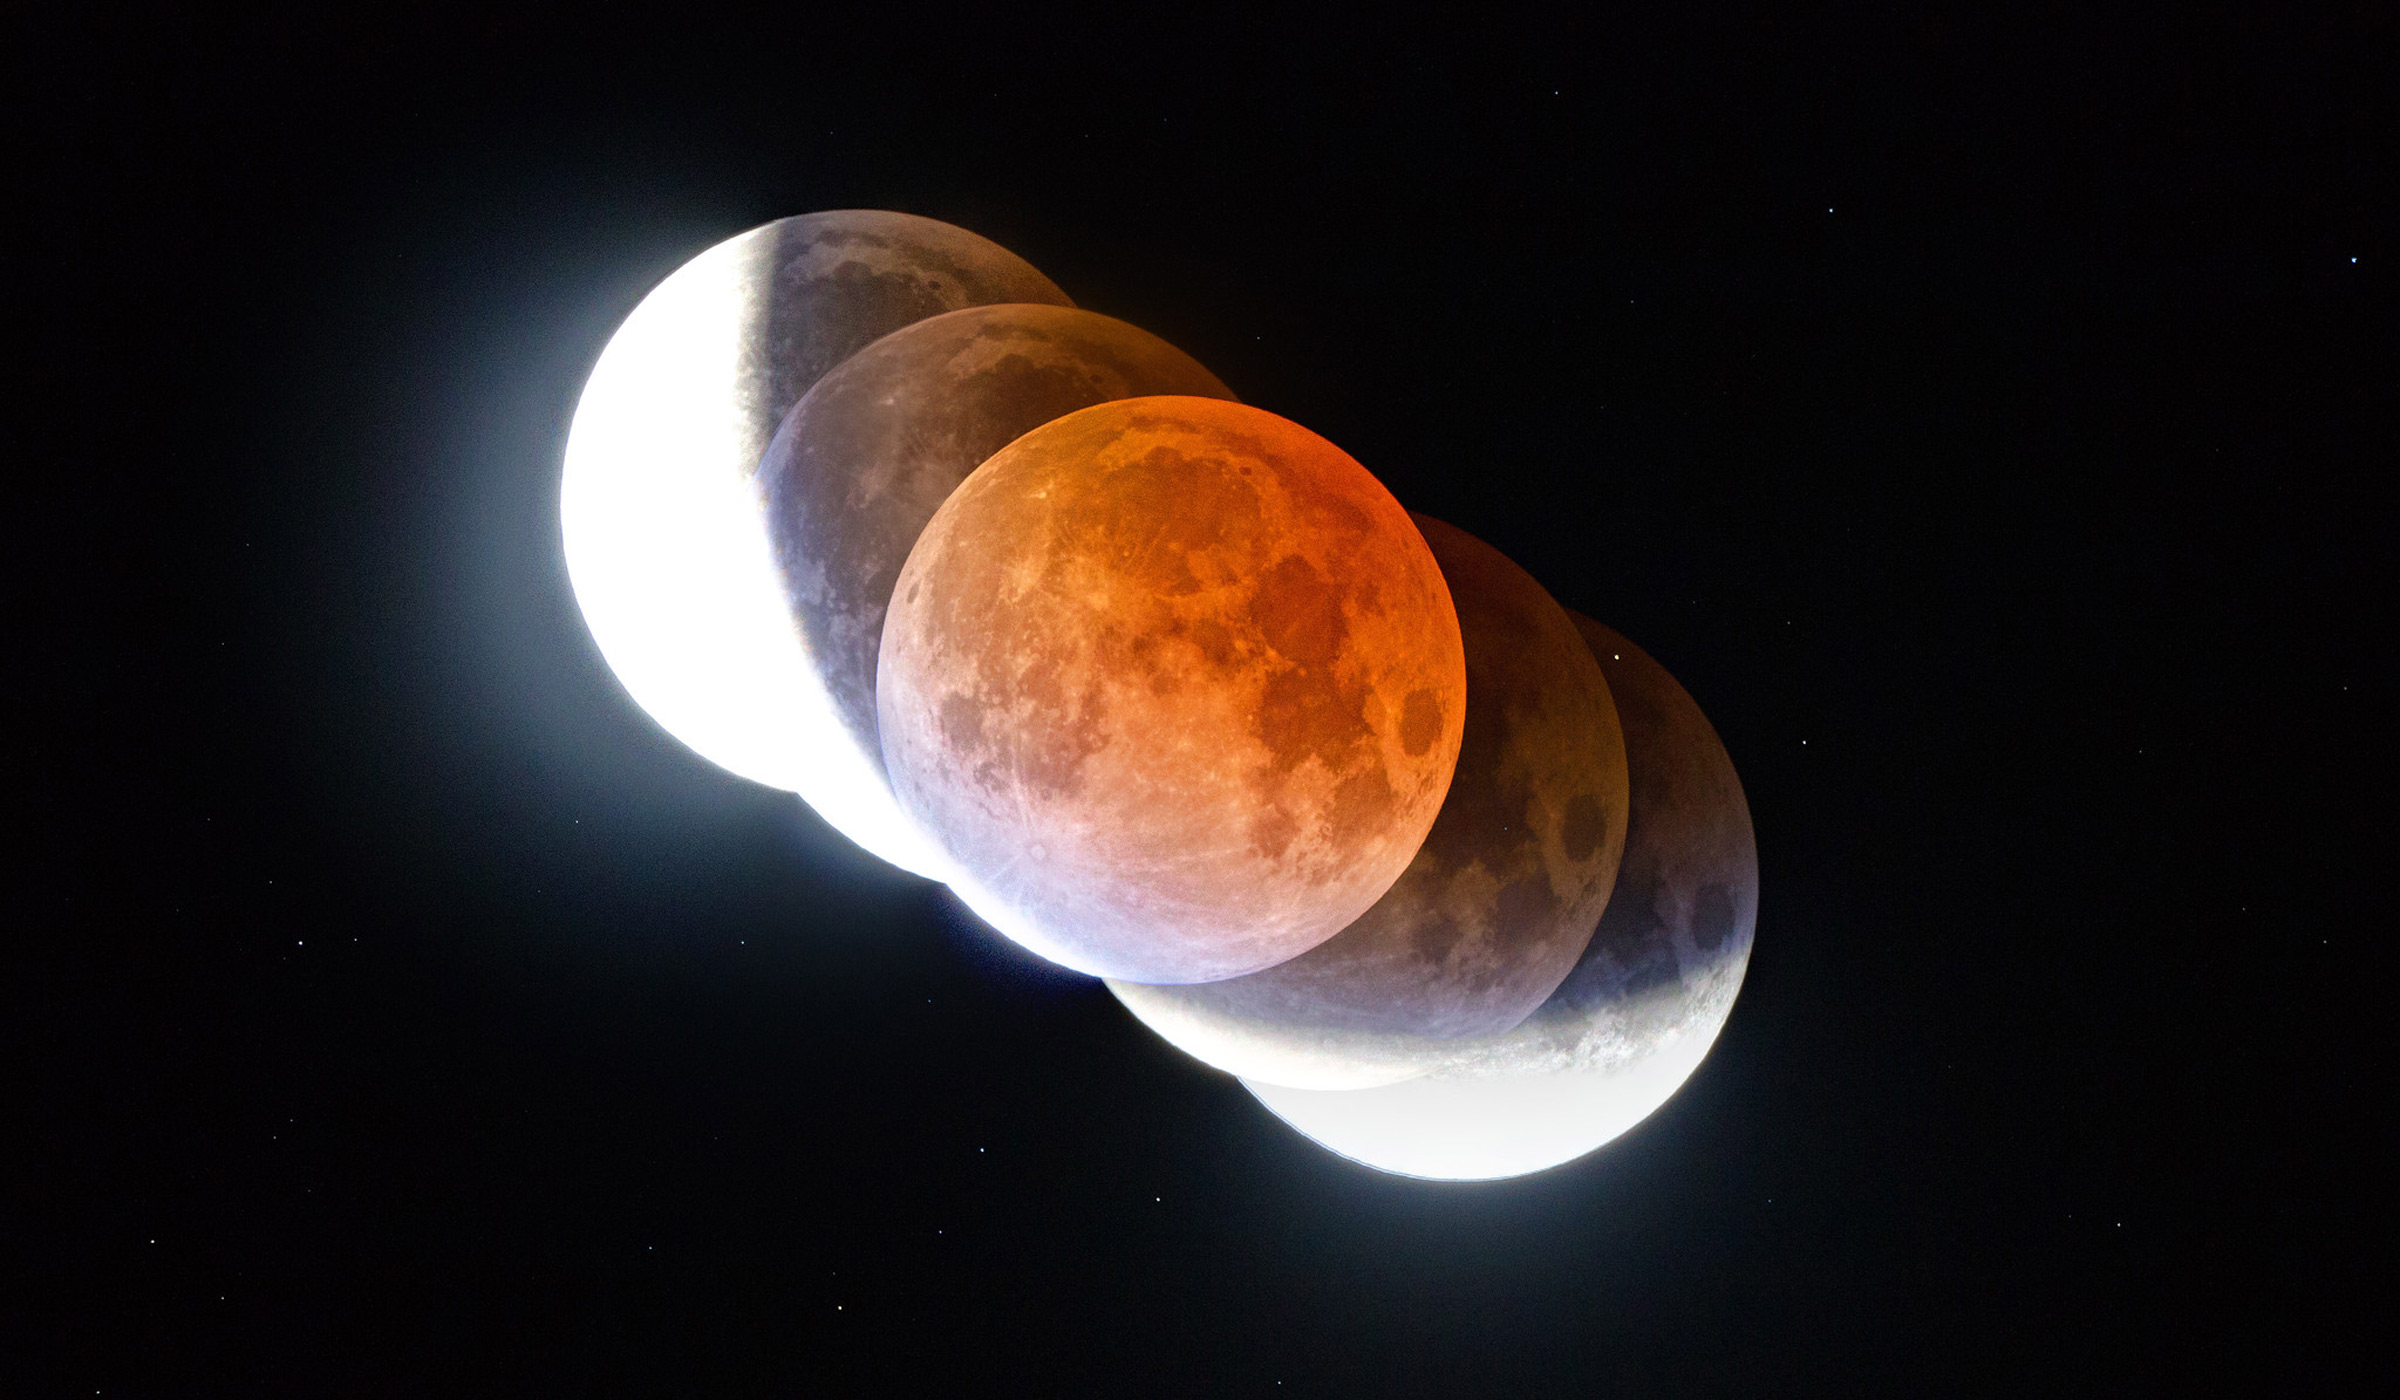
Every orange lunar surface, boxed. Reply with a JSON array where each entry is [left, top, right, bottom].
[[876, 396, 1467, 984]]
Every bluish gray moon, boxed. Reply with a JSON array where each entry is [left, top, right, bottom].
[[1242, 616, 1756, 1180]]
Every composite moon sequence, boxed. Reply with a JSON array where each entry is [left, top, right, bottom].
[[560, 211, 1757, 1179]]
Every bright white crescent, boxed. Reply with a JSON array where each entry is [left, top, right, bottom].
[[1244, 1019, 1725, 1181], [557, 213, 1067, 878]]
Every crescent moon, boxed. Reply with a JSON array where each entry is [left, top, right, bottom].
[[559, 212, 1068, 877], [1240, 616, 1757, 1179]]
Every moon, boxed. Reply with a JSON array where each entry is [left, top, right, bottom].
[[1107, 516, 1629, 1089], [1241, 615, 1757, 1179], [876, 397, 1468, 984], [756, 304, 1234, 807], [559, 212, 1069, 877]]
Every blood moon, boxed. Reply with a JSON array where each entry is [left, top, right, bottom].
[[876, 397, 1467, 984]]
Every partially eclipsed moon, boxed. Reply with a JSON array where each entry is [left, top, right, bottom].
[[757, 304, 1234, 803], [1241, 616, 1756, 1180], [876, 397, 1468, 984], [559, 212, 1069, 877], [1107, 516, 1629, 1089]]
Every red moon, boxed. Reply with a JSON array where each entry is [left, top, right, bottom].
[[876, 397, 1467, 984]]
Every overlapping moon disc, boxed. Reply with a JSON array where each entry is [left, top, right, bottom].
[[560, 207, 1757, 1181], [1107, 516, 1629, 1089], [560, 211, 1069, 876], [876, 397, 1469, 984], [756, 305, 1235, 802], [1242, 616, 1757, 1180]]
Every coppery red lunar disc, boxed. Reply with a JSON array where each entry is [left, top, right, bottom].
[[876, 397, 1466, 984]]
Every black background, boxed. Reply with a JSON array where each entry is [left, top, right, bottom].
[[11, 3, 2391, 1393]]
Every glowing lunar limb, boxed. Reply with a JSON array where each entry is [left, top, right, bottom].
[[1245, 1011, 1725, 1181], [1239, 617, 1757, 1179], [559, 213, 1068, 878]]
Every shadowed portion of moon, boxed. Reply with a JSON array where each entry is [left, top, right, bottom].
[[757, 305, 1234, 779], [1108, 517, 1629, 1089], [877, 397, 1467, 985], [732, 212, 1072, 478], [1517, 615, 1757, 1051], [1240, 615, 1756, 1178]]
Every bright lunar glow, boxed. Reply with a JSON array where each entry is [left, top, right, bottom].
[[1243, 1025, 1721, 1181], [559, 226, 947, 878]]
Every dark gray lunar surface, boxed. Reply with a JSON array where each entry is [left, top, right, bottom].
[[1412, 613, 1757, 1079], [729, 211, 1072, 479], [1382, 614, 1756, 1085], [1232, 615, 1757, 1172], [1109, 517, 1629, 1085], [757, 305, 1232, 770]]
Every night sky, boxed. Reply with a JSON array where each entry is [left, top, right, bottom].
[[13, 5, 2391, 1393]]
